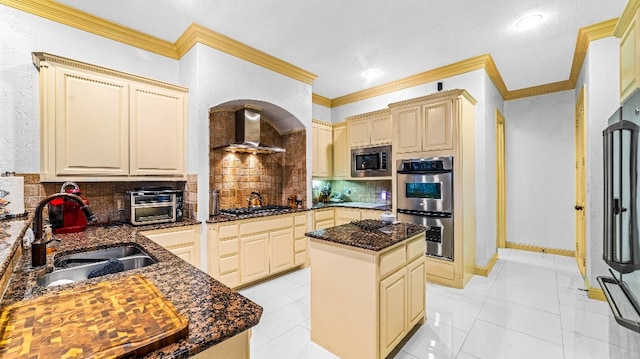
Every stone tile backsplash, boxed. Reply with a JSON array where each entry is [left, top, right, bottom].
[[210, 109, 307, 209], [17, 174, 196, 223]]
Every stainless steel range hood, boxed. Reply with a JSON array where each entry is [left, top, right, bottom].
[[213, 108, 286, 154]]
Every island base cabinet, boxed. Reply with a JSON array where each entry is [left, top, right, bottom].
[[140, 225, 201, 269], [309, 233, 426, 359], [191, 330, 250, 359]]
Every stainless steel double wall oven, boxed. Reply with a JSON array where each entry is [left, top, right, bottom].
[[397, 157, 454, 260]]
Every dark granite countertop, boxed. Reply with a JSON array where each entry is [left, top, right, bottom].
[[207, 207, 309, 224], [311, 202, 391, 211], [305, 221, 426, 252], [0, 219, 262, 358]]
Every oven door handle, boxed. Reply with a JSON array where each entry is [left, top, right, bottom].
[[397, 170, 452, 175], [397, 208, 452, 218]]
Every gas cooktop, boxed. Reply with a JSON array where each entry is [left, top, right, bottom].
[[220, 205, 292, 217]]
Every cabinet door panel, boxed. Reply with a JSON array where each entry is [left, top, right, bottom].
[[333, 124, 350, 178], [380, 269, 407, 357], [130, 84, 186, 176], [370, 115, 391, 145], [348, 118, 371, 148], [423, 101, 453, 151], [169, 245, 197, 266], [240, 233, 270, 283], [271, 229, 294, 273], [394, 107, 422, 153], [54, 67, 128, 176], [407, 258, 426, 326], [621, 14, 639, 101]]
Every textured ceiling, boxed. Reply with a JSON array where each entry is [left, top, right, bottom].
[[57, 0, 627, 99]]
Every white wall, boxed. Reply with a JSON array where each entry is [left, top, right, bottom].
[[327, 69, 503, 267], [576, 37, 621, 284], [503, 90, 576, 251], [0, 6, 178, 173], [312, 103, 332, 123]]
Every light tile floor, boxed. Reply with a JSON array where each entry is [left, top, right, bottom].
[[239, 248, 640, 358]]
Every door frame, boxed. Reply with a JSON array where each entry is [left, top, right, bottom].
[[575, 86, 587, 276], [496, 109, 506, 249]]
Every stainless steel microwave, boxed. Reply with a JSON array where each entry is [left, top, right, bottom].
[[351, 145, 392, 177]]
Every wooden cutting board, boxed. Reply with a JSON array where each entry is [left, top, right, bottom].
[[0, 275, 188, 358]]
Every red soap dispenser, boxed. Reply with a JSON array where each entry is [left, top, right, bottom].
[[48, 181, 91, 234]]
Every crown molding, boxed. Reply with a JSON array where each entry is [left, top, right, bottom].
[[311, 119, 332, 128], [312, 93, 332, 107], [2, 0, 316, 84], [32, 52, 188, 92], [569, 18, 618, 86], [504, 80, 574, 100], [1, 0, 179, 59], [614, 0, 640, 37], [344, 108, 390, 122], [175, 23, 317, 85], [331, 54, 495, 108], [389, 89, 477, 108]]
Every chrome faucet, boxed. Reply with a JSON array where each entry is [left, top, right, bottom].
[[247, 191, 263, 207], [31, 193, 98, 267]]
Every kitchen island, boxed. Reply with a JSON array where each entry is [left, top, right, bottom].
[[0, 219, 262, 358], [306, 220, 427, 359]]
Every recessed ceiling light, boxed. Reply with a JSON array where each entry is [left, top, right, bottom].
[[516, 14, 543, 29], [362, 68, 382, 80]]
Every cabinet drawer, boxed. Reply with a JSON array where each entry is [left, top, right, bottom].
[[426, 258, 454, 280], [294, 252, 306, 266], [219, 224, 238, 239], [240, 216, 293, 235], [295, 225, 307, 239], [219, 271, 240, 288], [219, 255, 239, 274], [295, 214, 307, 226], [294, 238, 307, 253], [219, 238, 238, 256], [314, 209, 334, 221], [406, 236, 425, 262], [380, 245, 406, 278]]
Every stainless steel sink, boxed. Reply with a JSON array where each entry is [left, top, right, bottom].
[[37, 244, 157, 287], [54, 245, 149, 268]]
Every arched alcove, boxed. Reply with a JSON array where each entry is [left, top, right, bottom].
[[209, 100, 307, 209]]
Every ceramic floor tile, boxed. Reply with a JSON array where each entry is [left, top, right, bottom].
[[254, 297, 310, 340], [562, 329, 640, 359], [393, 351, 420, 359], [478, 297, 563, 345], [460, 320, 564, 359], [455, 352, 481, 359], [560, 302, 640, 349], [557, 287, 609, 315], [427, 292, 483, 332], [488, 280, 561, 314], [399, 320, 468, 359], [250, 327, 272, 351], [556, 271, 586, 290], [495, 266, 558, 293], [428, 280, 493, 306], [251, 325, 339, 359]]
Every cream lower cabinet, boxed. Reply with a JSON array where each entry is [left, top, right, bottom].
[[141, 225, 201, 269], [313, 208, 335, 230], [310, 233, 426, 359], [33, 52, 187, 182], [334, 207, 383, 225], [209, 213, 305, 289]]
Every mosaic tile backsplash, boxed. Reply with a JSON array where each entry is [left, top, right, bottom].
[[312, 179, 392, 205]]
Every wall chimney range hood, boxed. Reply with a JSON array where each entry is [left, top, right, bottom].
[[213, 108, 286, 154]]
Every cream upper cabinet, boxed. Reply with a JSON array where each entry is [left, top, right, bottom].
[[33, 52, 187, 182], [51, 66, 130, 177], [129, 83, 186, 176], [141, 225, 201, 269], [346, 109, 391, 149], [332, 122, 350, 178], [392, 98, 453, 154], [312, 120, 333, 178], [617, 5, 640, 102]]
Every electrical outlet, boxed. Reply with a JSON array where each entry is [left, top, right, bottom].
[[117, 200, 124, 210]]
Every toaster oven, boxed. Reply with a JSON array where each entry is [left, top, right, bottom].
[[125, 189, 183, 225]]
